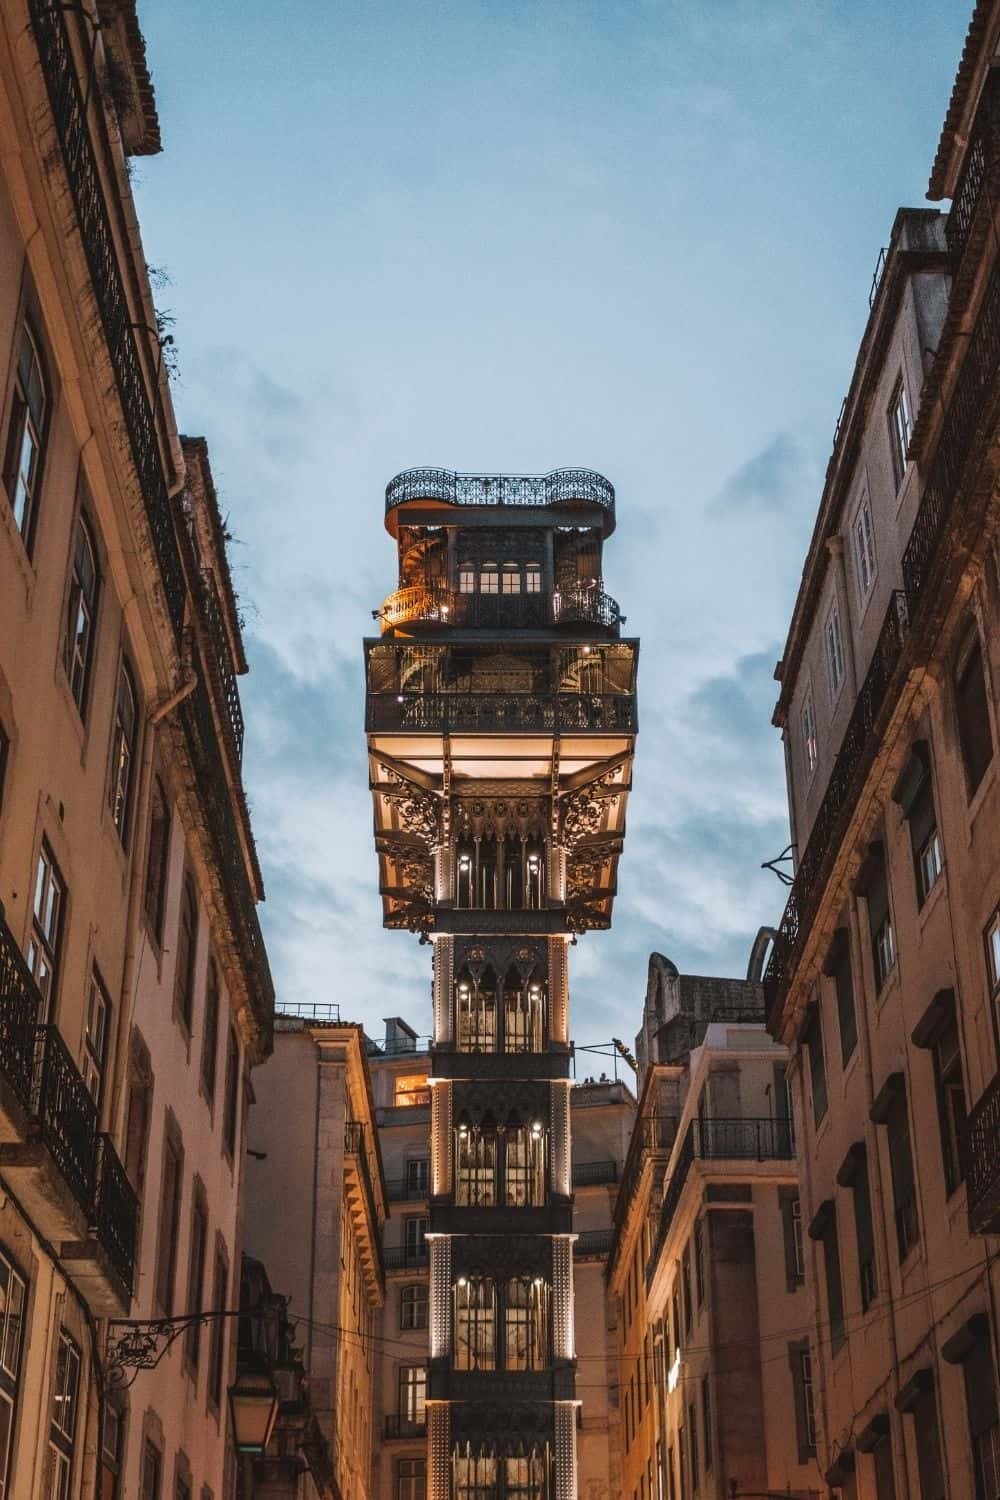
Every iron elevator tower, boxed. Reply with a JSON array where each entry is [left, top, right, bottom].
[[365, 467, 639, 1500]]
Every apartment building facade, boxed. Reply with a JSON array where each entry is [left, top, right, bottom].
[[0, 4, 275, 1498], [766, 6, 1000, 1495], [245, 1016, 388, 1500], [608, 955, 813, 1500]]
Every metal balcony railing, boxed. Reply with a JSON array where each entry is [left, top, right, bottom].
[[612, 1114, 678, 1241], [93, 1134, 139, 1294], [31, 1025, 98, 1215], [384, 1415, 427, 1440], [367, 691, 637, 736], [574, 1229, 614, 1258], [385, 468, 615, 521], [200, 569, 244, 764], [965, 1072, 1000, 1235], [572, 1160, 619, 1187], [386, 1178, 430, 1203], [0, 906, 45, 1114], [384, 1244, 430, 1270], [377, 584, 621, 635], [646, 1117, 795, 1284], [945, 69, 1000, 263]]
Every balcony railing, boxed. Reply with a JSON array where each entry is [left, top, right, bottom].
[[384, 1415, 427, 1440], [377, 585, 621, 635], [572, 1160, 619, 1187], [646, 1118, 794, 1283], [31, 1025, 98, 1215], [386, 1178, 430, 1202], [367, 691, 637, 736], [93, 1135, 139, 1294], [30, 0, 186, 637], [764, 592, 910, 1012], [945, 68, 1000, 263], [611, 1114, 678, 1250], [384, 1244, 430, 1270], [965, 1072, 1000, 1234], [385, 468, 615, 521], [574, 1229, 614, 1258], [200, 570, 245, 764], [0, 906, 46, 1114]]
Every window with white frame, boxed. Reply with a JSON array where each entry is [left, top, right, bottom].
[[525, 563, 541, 594], [852, 494, 877, 599], [888, 376, 912, 488], [458, 564, 475, 594], [825, 603, 845, 696], [28, 841, 65, 1019], [501, 563, 521, 594], [987, 908, 1000, 996], [480, 563, 499, 595], [801, 692, 818, 777]]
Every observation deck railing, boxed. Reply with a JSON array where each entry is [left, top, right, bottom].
[[385, 468, 615, 521], [367, 691, 637, 736], [376, 584, 621, 635]]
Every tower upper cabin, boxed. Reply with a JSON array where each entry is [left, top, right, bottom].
[[364, 467, 639, 938]]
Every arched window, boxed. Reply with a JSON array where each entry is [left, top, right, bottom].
[[2, 323, 47, 546], [63, 514, 100, 713], [504, 976, 545, 1054], [174, 873, 199, 1032], [480, 562, 499, 595], [504, 1122, 546, 1208], [400, 1284, 428, 1331], [143, 777, 170, 942], [456, 971, 496, 1053], [455, 1122, 498, 1206], [454, 1276, 496, 1370], [524, 564, 542, 595], [955, 623, 994, 796], [501, 563, 521, 595], [458, 564, 476, 595], [108, 659, 139, 840], [504, 1277, 549, 1370]]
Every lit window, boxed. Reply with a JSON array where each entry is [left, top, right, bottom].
[[853, 495, 877, 599], [2, 323, 47, 547], [400, 1284, 428, 1331], [394, 1074, 430, 1107], [108, 660, 139, 841], [454, 1277, 496, 1370], [525, 564, 541, 594], [398, 1366, 426, 1424], [505, 1276, 549, 1371], [63, 514, 100, 714], [888, 376, 912, 488], [825, 603, 845, 696], [458, 564, 475, 594], [501, 563, 521, 595], [28, 841, 65, 1018], [801, 693, 817, 776], [480, 563, 499, 595]]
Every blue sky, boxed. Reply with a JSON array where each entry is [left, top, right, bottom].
[[134, 1, 968, 1047]]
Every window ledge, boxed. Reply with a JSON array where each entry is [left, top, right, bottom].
[[875, 965, 900, 1014], [0, 494, 36, 604]]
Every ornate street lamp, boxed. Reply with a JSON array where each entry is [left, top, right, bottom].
[[228, 1364, 279, 1455]]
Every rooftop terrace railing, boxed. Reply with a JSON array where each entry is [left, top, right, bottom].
[[367, 691, 637, 736], [385, 468, 615, 519]]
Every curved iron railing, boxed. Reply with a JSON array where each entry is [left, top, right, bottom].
[[93, 1134, 139, 1295], [377, 584, 621, 634], [385, 468, 615, 519]]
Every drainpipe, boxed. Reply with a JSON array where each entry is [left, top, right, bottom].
[[108, 666, 198, 1138]]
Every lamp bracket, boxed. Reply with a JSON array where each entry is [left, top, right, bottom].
[[105, 1311, 241, 1388]]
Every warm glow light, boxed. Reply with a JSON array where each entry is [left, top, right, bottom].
[[531, 1120, 543, 1136], [668, 1348, 681, 1393], [457, 1276, 467, 1287]]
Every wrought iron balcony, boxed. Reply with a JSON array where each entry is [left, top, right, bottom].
[[384, 1415, 427, 1440], [764, 592, 910, 1015], [385, 468, 615, 525], [646, 1117, 794, 1284], [376, 584, 621, 635], [93, 1135, 140, 1296], [384, 1244, 430, 1271], [386, 1177, 430, 1202], [0, 904, 46, 1122], [572, 1160, 619, 1187], [367, 691, 637, 737], [574, 1229, 614, 1258], [30, 1025, 98, 1215], [945, 67, 1000, 264], [965, 1072, 1000, 1235], [200, 568, 245, 765], [29, 0, 187, 638]]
